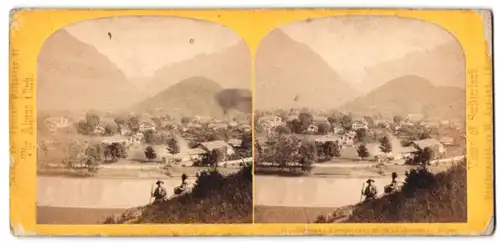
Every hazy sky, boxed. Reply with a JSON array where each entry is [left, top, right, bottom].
[[281, 16, 458, 85], [65, 16, 242, 79]]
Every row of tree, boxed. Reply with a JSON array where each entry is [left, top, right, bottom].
[[63, 142, 128, 176]]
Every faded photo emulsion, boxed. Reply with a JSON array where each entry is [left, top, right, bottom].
[[253, 16, 467, 223]]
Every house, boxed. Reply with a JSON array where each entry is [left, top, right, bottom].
[[199, 140, 235, 156], [44, 117, 71, 132], [119, 125, 132, 136], [410, 138, 446, 155], [352, 121, 368, 130], [314, 135, 341, 144], [375, 120, 391, 128], [258, 115, 284, 126], [398, 146, 419, 160], [407, 113, 425, 123], [257, 116, 285, 134], [139, 120, 156, 132], [286, 115, 299, 122], [228, 120, 238, 128], [439, 136, 454, 146], [227, 138, 243, 148], [187, 147, 207, 161], [239, 124, 252, 133], [421, 121, 440, 129], [188, 122, 203, 129], [128, 132, 144, 145], [101, 135, 129, 147], [332, 125, 344, 134], [305, 124, 318, 133], [93, 124, 106, 135], [313, 116, 328, 124], [440, 120, 450, 127]]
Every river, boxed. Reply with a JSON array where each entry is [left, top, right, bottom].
[[255, 175, 395, 208]]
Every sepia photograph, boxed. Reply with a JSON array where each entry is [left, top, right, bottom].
[[253, 16, 467, 223], [36, 16, 253, 224]]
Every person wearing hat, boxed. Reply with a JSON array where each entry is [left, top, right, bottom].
[[384, 172, 400, 194], [362, 178, 378, 201], [174, 173, 190, 195], [151, 180, 167, 203]]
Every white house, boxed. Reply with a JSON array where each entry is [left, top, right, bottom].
[[305, 124, 318, 133], [352, 121, 368, 130], [44, 117, 71, 132], [199, 140, 235, 156], [128, 132, 144, 145], [407, 113, 425, 123], [410, 138, 446, 155], [227, 138, 243, 148]]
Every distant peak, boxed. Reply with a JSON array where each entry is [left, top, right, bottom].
[[386, 75, 433, 86]]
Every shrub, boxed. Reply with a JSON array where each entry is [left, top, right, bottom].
[[191, 169, 226, 198], [322, 162, 467, 223], [105, 164, 253, 224]]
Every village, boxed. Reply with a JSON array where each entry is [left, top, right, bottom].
[[38, 110, 253, 178], [254, 109, 466, 176]]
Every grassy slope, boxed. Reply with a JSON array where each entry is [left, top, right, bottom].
[[317, 162, 467, 223], [104, 165, 252, 224]]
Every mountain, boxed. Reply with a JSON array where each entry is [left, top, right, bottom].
[[131, 76, 227, 118], [145, 41, 251, 96], [37, 29, 142, 111], [255, 29, 359, 110], [340, 75, 465, 119], [358, 41, 465, 92]]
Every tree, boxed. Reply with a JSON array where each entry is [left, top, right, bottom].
[[143, 130, 156, 144], [289, 118, 302, 134], [104, 143, 127, 162], [321, 141, 341, 160], [167, 137, 180, 158], [85, 144, 102, 162], [210, 147, 226, 168], [241, 133, 252, 150], [357, 144, 370, 160], [77, 120, 92, 135], [393, 115, 403, 124], [355, 128, 368, 142], [341, 115, 353, 130], [317, 122, 331, 135], [144, 146, 157, 162], [275, 125, 291, 134], [298, 140, 317, 173], [400, 138, 413, 147], [181, 117, 191, 125], [414, 147, 435, 166], [298, 112, 314, 132], [379, 136, 392, 156], [327, 116, 337, 125], [127, 116, 140, 132], [114, 117, 126, 127], [39, 143, 49, 165], [418, 132, 431, 140], [363, 116, 375, 128], [151, 117, 163, 129], [268, 134, 300, 167], [104, 124, 118, 136], [85, 112, 100, 130]]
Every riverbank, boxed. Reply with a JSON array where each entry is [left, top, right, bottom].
[[254, 205, 336, 223]]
